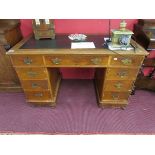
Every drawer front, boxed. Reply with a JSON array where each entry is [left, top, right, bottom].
[[36, 30, 52, 36], [11, 55, 44, 66], [110, 56, 144, 67], [106, 68, 139, 80], [20, 80, 49, 90], [44, 55, 109, 67], [25, 90, 51, 101], [102, 91, 130, 100], [15, 68, 48, 80], [104, 80, 133, 91]]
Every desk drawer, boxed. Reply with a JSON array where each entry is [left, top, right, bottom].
[[44, 55, 109, 66], [102, 91, 130, 100], [21, 80, 49, 90], [11, 55, 44, 66], [15, 68, 48, 80], [106, 68, 139, 80], [25, 90, 52, 101], [110, 56, 144, 67], [104, 80, 133, 91]]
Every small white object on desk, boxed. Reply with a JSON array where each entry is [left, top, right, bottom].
[[71, 42, 95, 49], [68, 34, 87, 41]]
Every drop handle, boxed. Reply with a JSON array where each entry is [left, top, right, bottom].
[[120, 58, 132, 65], [34, 93, 43, 97], [23, 57, 32, 65], [91, 58, 102, 65], [117, 71, 128, 78], [27, 71, 38, 77], [31, 83, 39, 88], [51, 58, 61, 65], [112, 93, 119, 100], [114, 82, 123, 89]]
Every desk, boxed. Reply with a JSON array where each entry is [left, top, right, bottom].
[[7, 34, 148, 108]]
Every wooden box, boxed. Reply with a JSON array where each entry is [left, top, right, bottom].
[[32, 19, 55, 40]]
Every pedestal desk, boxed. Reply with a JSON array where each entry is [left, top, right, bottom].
[[7, 34, 148, 108]]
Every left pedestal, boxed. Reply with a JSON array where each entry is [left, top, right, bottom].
[[10, 55, 61, 107]]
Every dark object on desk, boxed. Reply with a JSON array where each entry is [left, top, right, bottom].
[[0, 19, 22, 92], [21, 35, 104, 49], [32, 19, 55, 40], [134, 19, 155, 91]]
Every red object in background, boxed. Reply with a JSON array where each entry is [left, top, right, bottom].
[[20, 19, 137, 79], [20, 19, 33, 37], [147, 50, 155, 58], [143, 67, 154, 76], [20, 19, 137, 37]]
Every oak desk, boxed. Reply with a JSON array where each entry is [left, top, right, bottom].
[[7, 34, 148, 108]]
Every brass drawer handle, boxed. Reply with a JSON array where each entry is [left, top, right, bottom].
[[91, 58, 102, 65], [121, 58, 132, 65], [34, 93, 43, 97], [51, 58, 61, 65], [114, 82, 123, 89], [112, 93, 119, 100], [27, 71, 38, 77], [24, 57, 32, 65], [31, 83, 39, 88], [117, 71, 128, 78]]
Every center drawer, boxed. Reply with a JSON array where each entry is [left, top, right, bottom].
[[44, 55, 109, 67], [15, 68, 48, 80]]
